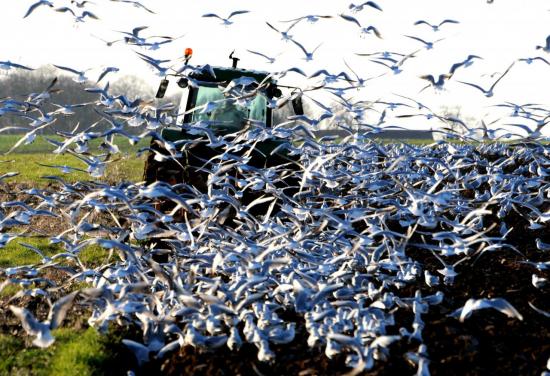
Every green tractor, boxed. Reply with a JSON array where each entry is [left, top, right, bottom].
[[144, 51, 303, 219]]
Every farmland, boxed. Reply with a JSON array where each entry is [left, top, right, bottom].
[[2, 0, 550, 375]]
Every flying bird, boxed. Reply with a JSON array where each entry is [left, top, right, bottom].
[[339, 14, 382, 38], [457, 62, 515, 97], [23, 0, 54, 18], [535, 35, 550, 52], [265, 21, 299, 41], [290, 39, 323, 62], [413, 19, 460, 31], [404, 35, 445, 50], [53, 64, 91, 83], [0, 61, 34, 71], [202, 10, 250, 26], [419, 73, 453, 92], [449, 55, 483, 75], [518, 56, 550, 65], [279, 14, 332, 24], [110, 0, 155, 14], [96, 66, 120, 83], [246, 50, 281, 64], [348, 1, 383, 13]]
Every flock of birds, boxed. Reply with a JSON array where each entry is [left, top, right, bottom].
[[1, 0, 550, 375]]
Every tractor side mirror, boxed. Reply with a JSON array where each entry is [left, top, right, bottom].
[[156, 79, 169, 98], [177, 77, 189, 88], [291, 96, 304, 116]]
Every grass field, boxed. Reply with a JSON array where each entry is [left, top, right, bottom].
[[0, 135, 148, 185]]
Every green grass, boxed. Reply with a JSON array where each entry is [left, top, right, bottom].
[[0, 238, 132, 375], [0, 237, 108, 269], [0, 135, 148, 185], [1, 153, 145, 185], [0, 135, 149, 155], [0, 327, 128, 376]]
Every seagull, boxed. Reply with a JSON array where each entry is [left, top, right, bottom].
[[23, 0, 53, 18], [110, 0, 155, 14], [339, 14, 382, 38], [53, 64, 91, 83], [348, 1, 383, 13], [404, 35, 445, 50], [96, 66, 119, 83], [535, 35, 550, 52], [90, 34, 123, 47], [0, 61, 34, 72], [246, 50, 280, 64], [413, 19, 459, 31], [290, 39, 323, 62], [518, 56, 550, 66], [9, 292, 78, 348], [419, 73, 453, 92], [449, 55, 483, 75], [450, 297, 523, 322], [202, 10, 250, 26], [457, 62, 515, 97], [280, 14, 332, 24], [71, 0, 95, 7], [265, 21, 299, 42], [55, 7, 99, 22]]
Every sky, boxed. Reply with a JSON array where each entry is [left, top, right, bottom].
[[2, 0, 550, 132]]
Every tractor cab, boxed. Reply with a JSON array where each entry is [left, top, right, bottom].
[[144, 50, 303, 196]]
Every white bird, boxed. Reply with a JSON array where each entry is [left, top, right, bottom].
[[0, 61, 34, 72], [414, 19, 459, 31], [96, 66, 119, 83], [349, 1, 383, 13], [110, 0, 155, 14], [339, 14, 382, 38], [53, 64, 91, 83], [458, 62, 515, 97], [246, 49, 280, 64], [451, 297, 523, 322], [23, 0, 53, 18], [202, 10, 250, 26], [290, 39, 323, 62], [535, 35, 550, 52], [404, 35, 445, 50], [265, 21, 299, 41], [519, 56, 550, 66]]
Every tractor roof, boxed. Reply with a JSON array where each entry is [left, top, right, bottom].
[[191, 66, 273, 85]]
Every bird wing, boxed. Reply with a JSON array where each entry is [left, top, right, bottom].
[[534, 56, 550, 65], [246, 49, 271, 60], [366, 25, 382, 38], [128, 0, 155, 13], [48, 291, 78, 329], [457, 80, 486, 93], [362, 1, 383, 11], [404, 35, 429, 45], [449, 61, 464, 75], [490, 61, 515, 91], [9, 62, 34, 70], [439, 19, 459, 26], [340, 14, 361, 28], [419, 75, 436, 85], [55, 7, 76, 16], [413, 20, 431, 27], [81, 11, 99, 19], [202, 13, 222, 19], [291, 39, 308, 56], [131, 26, 148, 37], [228, 10, 250, 19], [23, 1, 52, 18], [53, 64, 82, 75], [265, 21, 281, 33]]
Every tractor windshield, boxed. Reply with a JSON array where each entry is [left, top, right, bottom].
[[191, 86, 267, 129]]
